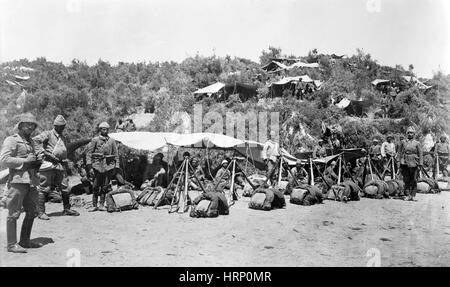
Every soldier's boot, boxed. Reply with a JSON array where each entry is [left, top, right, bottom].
[[61, 190, 80, 216], [98, 193, 106, 211], [88, 193, 99, 212], [37, 192, 50, 220], [6, 218, 27, 253], [18, 216, 42, 248], [410, 188, 417, 201]]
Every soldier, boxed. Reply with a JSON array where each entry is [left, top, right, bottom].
[[324, 160, 339, 185], [381, 135, 397, 175], [434, 135, 450, 176], [86, 122, 119, 211], [189, 157, 206, 190], [288, 160, 309, 185], [262, 131, 280, 185], [0, 113, 43, 253], [214, 159, 231, 190], [33, 115, 80, 220], [398, 126, 423, 201], [368, 138, 382, 173], [143, 152, 168, 187], [312, 139, 327, 159]]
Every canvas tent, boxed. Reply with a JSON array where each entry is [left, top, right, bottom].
[[109, 132, 298, 171], [261, 60, 319, 73], [268, 75, 319, 98], [193, 82, 257, 102]]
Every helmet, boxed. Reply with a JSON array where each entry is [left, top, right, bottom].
[[387, 135, 393, 140], [154, 152, 164, 159], [53, 115, 67, 126], [99, 122, 110, 129], [221, 159, 228, 165], [372, 138, 379, 143], [16, 113, 38, 128], [318, 139, 324, 143], [406, 126, 416, 133]]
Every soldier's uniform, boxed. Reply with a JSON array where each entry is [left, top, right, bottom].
[[381, 136, 397, 175], [312, 140, 327, 159], [33, 115, 79, 219], [86, 122, 119, 210], [369, 139, 383, 173], [434, 137, 450, 176], [0, 113, 42, 253], [215, 160, 231, 190], [262, 139, 280, 185], [398, 127, 423, 200]]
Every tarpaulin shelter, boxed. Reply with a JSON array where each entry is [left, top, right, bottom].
[[268, 75, 318, 98], [261, 60, 319, 73], [193, 82, 257, 102], [109, 132, 298, 171], [402, 76, 432, 90], [371, 79, 391, 87]]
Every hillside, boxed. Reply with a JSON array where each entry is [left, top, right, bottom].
[[1, 47, 449, 160]]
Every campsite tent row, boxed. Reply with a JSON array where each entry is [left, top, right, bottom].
[[371, 76, 432, 91]]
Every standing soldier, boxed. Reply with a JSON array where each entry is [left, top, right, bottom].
[[86, 122, 119, 211], [381, 135, 397, 175], [434, 135, 450, 177], [0, 113, 43, 253], [398, 127, 423, 201], [262, 131, 280, 186], [368, 138, 382, 173], [33, 115, 80, 220]]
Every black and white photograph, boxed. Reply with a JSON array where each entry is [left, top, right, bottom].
[[0, 0, 449, 269]]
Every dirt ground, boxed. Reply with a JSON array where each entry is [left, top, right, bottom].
[[0, 187, 449, 267]]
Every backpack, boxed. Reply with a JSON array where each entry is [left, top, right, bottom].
[[106, 188, 139, 212]]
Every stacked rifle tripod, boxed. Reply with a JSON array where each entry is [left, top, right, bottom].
[[154, 155, 258, 213]]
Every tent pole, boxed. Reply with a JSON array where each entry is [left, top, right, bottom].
[[277, 156, 283, 187], [392, 157, 396, 179], [436, 155, 440, 179], [368, 156, 374, 181], [337, 154, 342, 184], [229, 159, 236, 205]]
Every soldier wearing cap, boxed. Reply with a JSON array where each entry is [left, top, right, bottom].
[[214, 159, 231, 190], [289, 160, 309, 185], [33, 115, 79, 219], [369, 138, 382, 172], [0, 113, 43, 253], [398, 126, 423, 201], [86, 121, 119, 211], [312, 139, 327, 159], [381, 134, 397, 174], [434, 135, 450, 176], [262, 130, 280, 185]]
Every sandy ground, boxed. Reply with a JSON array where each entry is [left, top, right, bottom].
[[0, 188, 449, 267]]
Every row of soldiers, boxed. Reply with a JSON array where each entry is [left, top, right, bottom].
[[0, 114, 120, 253], [262, 126, 448, 202]]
